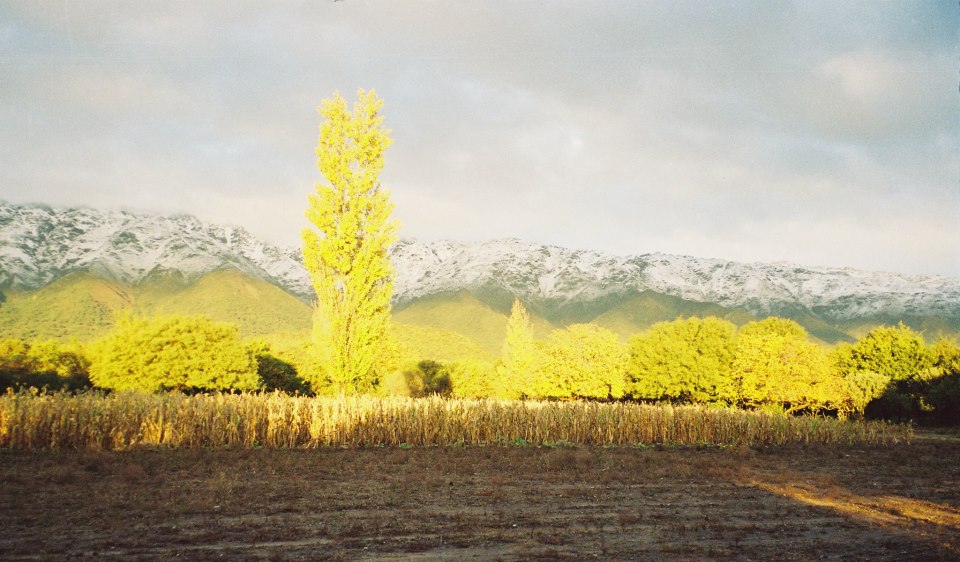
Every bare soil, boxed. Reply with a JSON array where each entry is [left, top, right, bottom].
[[1, 438, 958, 561]]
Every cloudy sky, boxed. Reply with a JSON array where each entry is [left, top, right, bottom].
[[2, 1, 958, 276]]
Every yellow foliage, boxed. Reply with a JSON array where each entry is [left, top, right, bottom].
[[302, 89, 399, 394], [534, 324, 627, 400], [88, 315, 258, 392], [732, 318, 846, 414], [501, 298, 537, 398]]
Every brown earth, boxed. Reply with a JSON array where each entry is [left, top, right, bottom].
[[1, 438, 958, 561]]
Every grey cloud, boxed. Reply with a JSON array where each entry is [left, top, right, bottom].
[[0, 1, 956, 276]]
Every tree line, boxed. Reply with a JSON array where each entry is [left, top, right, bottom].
[[2, 305, 958, 425], [453, 299, 960, 424]]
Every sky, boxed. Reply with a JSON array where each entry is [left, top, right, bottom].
[[1, 1, 958, 277]]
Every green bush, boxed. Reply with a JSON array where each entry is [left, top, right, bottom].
[[246, 342, 312, 395], [628, 317, 735, 403], [89, 315, 259, 392], [534, 324, 627, 400], [0, 338, 91, 392]]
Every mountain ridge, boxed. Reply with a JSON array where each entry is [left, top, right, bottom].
[[1, 201, 958, 335]]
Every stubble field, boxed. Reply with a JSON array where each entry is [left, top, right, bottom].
[[1, 437, 958, 561]]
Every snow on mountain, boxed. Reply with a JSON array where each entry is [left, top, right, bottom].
[[1, 202, 958, 322], [0, 202, 312, 298], [390, 239, 960, 320]]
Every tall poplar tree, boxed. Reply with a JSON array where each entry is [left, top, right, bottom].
[[302, 89, 398, 393]]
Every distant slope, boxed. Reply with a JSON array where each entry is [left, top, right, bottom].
[[393, 323, 493, 363], [393, 290, 553, 356], [592, 290, 757, 341], [0, 202, 312, 299], [143, 269, 312, 337], [392, 291, 510, 357], [390, 238, 960, 326], [0, 272, 134, 341], [3, 201, 959, 347], [0, 268, 311, 341], [834, 314, 960, 342]]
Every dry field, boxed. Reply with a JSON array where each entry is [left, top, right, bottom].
[[2, 437, 958, 561]]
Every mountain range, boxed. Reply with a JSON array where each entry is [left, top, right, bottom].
[[1, 201, 958, 348]]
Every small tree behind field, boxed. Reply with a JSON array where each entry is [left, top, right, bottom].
[[0, 338, 91, 392], [247, 340, 312, 394], [534, 324, 627, 400], [835, 323, 931, 420], [839, 323, 931, 382], [731, 318, 846, 414], [89, 315, 258, 392], [627, 317, 736, 404], [844, 371, 891, 418], [501, 298, 537, 398], [448, 359, 501, 399]]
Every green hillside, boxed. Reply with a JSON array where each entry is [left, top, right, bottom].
[[392, 290, 510, 356], [761, 304, 856, 344], [0, 269, 312, 341], [2, 270, 954, 357], [393, 290, 553, 356], [835, 314, 960, 342], [591, 290, 756, 341], [0, 272, 134, 341], [393, 322, 493, 363], [143, 269, 312, 337]]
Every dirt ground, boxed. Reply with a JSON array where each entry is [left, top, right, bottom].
[[1, 438, 958, 561]]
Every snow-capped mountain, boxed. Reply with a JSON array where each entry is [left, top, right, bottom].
[[0, 202, 312, 299], [2, 201, 959, 323], [391, 239, 960, 321]]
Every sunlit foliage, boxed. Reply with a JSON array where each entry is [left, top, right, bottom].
[[628, 317, 736, 404], [377, 360, 452, 398], [534, 324, 627, 400], [839, 323, 931, 382], [447, 359, 502, 399], [501, 298, 537, 398], [89, 315, 258, 392], [844, 371, 891, 418], [834, 324, 932, 420], [731, 318, 845, 414], [0, 338, 91, 391], [302, 89, 398, 394]]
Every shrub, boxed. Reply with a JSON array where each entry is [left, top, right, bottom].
[[534, 324, 627, 400], [89, 315, 258, 392], [844, 371, 891, 419], [837, 324, 932, 422], [731, 318, 845, 414], [247, 341, 312, 395], [840, 323, 930, 382], [448, 359, 501, 399], [0, 339, 91, 392], [628, 317, 736, 404], [926, 374, 960, 425], [922, 337, 960, 424]]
